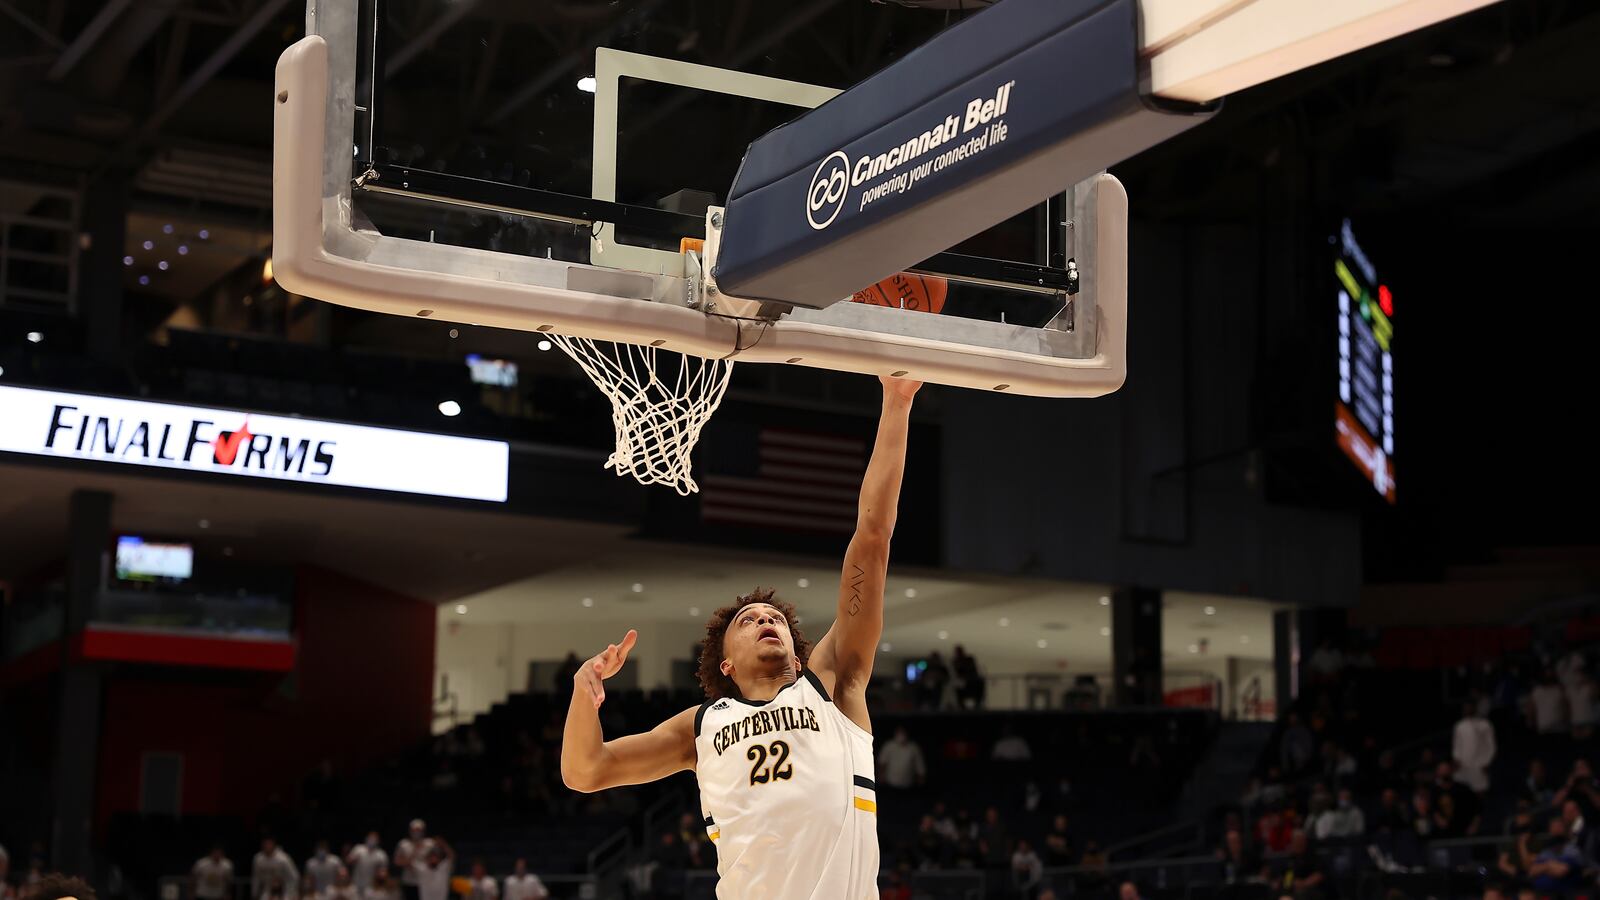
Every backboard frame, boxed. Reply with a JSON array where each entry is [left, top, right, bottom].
[[274, 0, 1130, 397]]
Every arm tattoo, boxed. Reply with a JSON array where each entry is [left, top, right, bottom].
[[847, 564, 865, 616]]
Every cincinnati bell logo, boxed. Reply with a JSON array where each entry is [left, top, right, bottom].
[[807, 150, 851, 230], [44, 404, 336, 477]]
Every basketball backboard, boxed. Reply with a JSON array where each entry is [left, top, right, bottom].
[[276, 0, 1130, 400]]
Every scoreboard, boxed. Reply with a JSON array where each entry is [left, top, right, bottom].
[[1334, 219, 1395, 503]]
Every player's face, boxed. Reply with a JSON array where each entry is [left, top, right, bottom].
[[722, 603, 797, 676]]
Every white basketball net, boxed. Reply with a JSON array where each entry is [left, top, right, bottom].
[[548, 335, 734, 495]]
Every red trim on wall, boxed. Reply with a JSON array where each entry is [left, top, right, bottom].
[[79, 627, 296, 671]]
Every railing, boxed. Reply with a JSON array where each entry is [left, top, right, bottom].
[[584, 827, 630, 898], [156, 875, 599, 900], [935, 670, 1224, 712], [1107, 819, 1209, 862]]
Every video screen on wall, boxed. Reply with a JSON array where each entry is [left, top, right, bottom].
[[114, 536, 195, 583], [1333, 219, 1395, 504]]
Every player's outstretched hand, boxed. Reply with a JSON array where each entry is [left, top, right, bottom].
[[575, 629, 638, 709], [879, 376, 922, 401]]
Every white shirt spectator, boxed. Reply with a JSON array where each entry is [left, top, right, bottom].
[[413, 860, 453, 900], [1011, 846, 1044, 890], [466, 876, 498, 900], [252, 848, 300, 900], [1532, 683, 1569, 733], [1453, 711, 1498, 793], [502, 874, 549, 900], [305, 852, 341, 893], [193, 855, 235, 900], [877, 732, 927, 789], [1558, 652, 1588, 691], [992, 734, 1033, 761], [395, 837, 434, 888], [322, 886, 360, 900], [1569, 679, 1598, 727], [346, 845, 389, 892], [1314, 804, 1366, 840], [1309, 645, 1345, 678]]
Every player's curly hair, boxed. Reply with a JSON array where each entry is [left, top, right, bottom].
[[696, 587, 810, 700], [23, 875, 98, 900]]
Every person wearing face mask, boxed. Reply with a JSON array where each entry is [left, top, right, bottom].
[[346, 834, 388, 894], [1315, 788, 1367, 840]]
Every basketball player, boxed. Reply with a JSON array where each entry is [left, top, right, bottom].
[[562, 376, 921, 899]]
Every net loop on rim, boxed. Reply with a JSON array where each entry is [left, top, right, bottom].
[[548, 335, 734, 495]]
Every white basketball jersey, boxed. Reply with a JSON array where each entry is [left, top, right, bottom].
[[694, 670, 879, 900]]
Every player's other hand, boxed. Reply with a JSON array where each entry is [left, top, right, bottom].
[[880, 376, 922, 401], [575, 629, 638, 709]]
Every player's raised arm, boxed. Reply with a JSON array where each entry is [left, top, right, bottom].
[[560, 629, 697, 793], [810, 377, 920, 704]]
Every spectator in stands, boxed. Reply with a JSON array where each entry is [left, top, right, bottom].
[[1037, 891, 1058, 900], [1373, 788, 1409, 834], [1079, 840, 1108, 875], [394, 820, 433, 900], [193, 845, 234, 900], [1523, 819, 1584, 895], [306, 842, 341, 893], [991, 727, 1032, 762], [1281, 714, 1315, 775], [921, 652, 951, 710], [1272, 831, 1326, 900], [1571, 674, 1599, 741], [252, 837, 300, 900], [464, 861, 496, 900], [1434, 762, 1481, 834], [411, 840, 454, 900], [347, 833, 388, 894], [979, 806, 1011, 871], [1453, 700, 1498, 794], [1316, 788, 1366, 840], [324, 868, 359, 900], [880, 869, 912, 900], [1118, 881, 1143, 900], [1554, 759, 1600, 821], [1524, 760, 1555, 807], [1308, 640, 1345, 683], [914, 816, 950, 868], [1482, 884, 1507, 900], [1044, 815, 1075, 868], [366, 868, 399, 900], [1529, 669, 1568, 734], [1011, 840, 1043, 894], [1216, 829, 1264, 887], [502, 859, 548, 900], [878, 727, 927, 795], [1256, 808, 1296, 854], [652, 832, 689, 872], [554, 652, 582, 693], [1410, 789, 1436, 839], [1559, 798, 1587, 848], [925, 802, 957, 843], [951, 646, 984, 709]]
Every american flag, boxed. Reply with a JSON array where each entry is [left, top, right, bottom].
[[700, 427, 865, 534]]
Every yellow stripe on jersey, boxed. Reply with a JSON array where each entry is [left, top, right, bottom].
[[853, 796, 877, 813], [708, 830, 721, 841]]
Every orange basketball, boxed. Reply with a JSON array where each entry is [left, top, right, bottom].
[[851, 272, 947, 314]]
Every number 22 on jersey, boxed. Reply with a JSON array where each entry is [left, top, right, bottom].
[[747, 740, 794, 785]]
